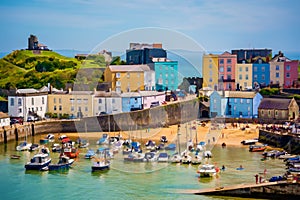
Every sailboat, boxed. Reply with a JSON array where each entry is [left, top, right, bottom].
[[91, 148, 110, 172]]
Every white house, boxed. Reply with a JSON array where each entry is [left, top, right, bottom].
[[139, 91, 166, 109], [140, 65, 155, 91], [93, 91, 122, 115], [8, 87, 48, 120], [0, 112, 10, 127]]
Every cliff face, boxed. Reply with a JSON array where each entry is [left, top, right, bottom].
[[0, 99, 200, 143]]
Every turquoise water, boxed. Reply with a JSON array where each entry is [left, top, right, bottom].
[[0, 134, 287, 200]]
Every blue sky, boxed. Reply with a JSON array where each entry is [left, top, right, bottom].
[[1, 0, 300, 54]]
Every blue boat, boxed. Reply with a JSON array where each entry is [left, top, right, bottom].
[[85, 149, 96, 159], [24, 153, 51, 170], [48, 155, 74, 171], [96, 134, 109, 145], [165, 143, 176, 151]]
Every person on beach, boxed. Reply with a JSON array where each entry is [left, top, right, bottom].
[[255, 174, 259, 184], [221, 165, 225, 171]]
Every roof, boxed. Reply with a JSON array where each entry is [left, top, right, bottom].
[[16, 88, 39, 94], [108, 65, 148, 72], [0, 112, 9, 119], [121, 92, 141, 98], [138, 91, 165, 97], [224, 91, 257, 98], [94, 91, 121, 98], [258, 98, 292, 110]]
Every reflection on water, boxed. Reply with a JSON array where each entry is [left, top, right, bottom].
[[0, 133, 287, 200]]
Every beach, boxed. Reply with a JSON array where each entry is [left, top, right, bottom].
[[62, 122, 260, 147]]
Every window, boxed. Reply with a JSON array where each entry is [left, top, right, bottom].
[[234, 99, 237, 103], [18, 108, 22, 113], [227, 75, 232, 80], [245, 74, 249, 80], [84, 99, 88, 104], [40, 107, 42, 111], [276, 72, 280, 78], [126, 72, 130, 78], [234, 106, 236, 110], [116, 81, 121, 86], [209, 71, 212, 76], [275, 111, 278, 116], [219, 59, 224, 64], [254, 75, 257, 80], [18, 98, 22, 106], [246, 99, 250, 104], [31, 98, 34, 105], [286, 73, 290, 78], [239, 67, 242, 72], [254, 66, 257, 72], [98, 106, 101, 111], [54, 105, 57, 111], [165, 74, 168, 78], [59, 105, 62, 111], [10, 98, 14, 106], [258, 59, 262, 64], [42, 97, 45, 104], [240, 99, 243, 103], [85, 107, 88, 112], [239, 74, 242, 80], [209, 64, 212, 69], [165, 80, 168, 84], [116, 73, 121, 78], [59, 98, 61, 104], [276, 65, 280, 70], [77, 99, 82, 103], [227, 59, 231, 64], [54, 98, 56, 104], [262, 66, 265, 72], [71, 106, 74, 111], [209, 78, 212, 82], [112, 99, 115, 103], [245, 67, 248, 72], [286, 65, 290, 70], [219, 66, 224, 72], [137, 73, 140, 78], [248, 106, 251, 111], [98, 99, 102, 104], [70, 98, 74, 103], [262, 74, 265, 80], [227, 66, 231, 72]]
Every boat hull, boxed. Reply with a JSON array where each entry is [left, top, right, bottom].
[[25, 159, 51, 170], [91, 165, 109, 172]]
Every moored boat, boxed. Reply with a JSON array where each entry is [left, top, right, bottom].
[[16, 141, 32, 151], [24, 153, 51, 170], [91, 149, 110, 172], [85, 149, 96, 159], [197, 164, 217, 177], [241, 139, 258, 145], [157, 152, 169, 162], [249, 144, 267, 152], [48, 155, 74, 171]]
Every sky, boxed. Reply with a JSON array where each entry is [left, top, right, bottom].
[[1, 0, 300, 55]]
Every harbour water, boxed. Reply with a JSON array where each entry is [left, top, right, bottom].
[[0, 133, 287, 200]]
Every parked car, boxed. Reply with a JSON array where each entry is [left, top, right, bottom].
[[10, 119, 20, 125], [269, 176, 284, 182]]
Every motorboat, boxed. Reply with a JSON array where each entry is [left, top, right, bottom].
[[203, 150, 212, 158], [52, 143, 62, 153], [169, 152, 182, 163], [96, 133, 109, 145], [143, 152, 157, 162], [47, 134, 55, 140], [16, 141, 32, 151], [165, 143, 176, 151], [249, 144, 267, 152], [145, 140, 156, 151], [91, 149, 110, 172], [29, 143, 39, 152], [191, 154, 202, 165], [157, 152, 169, 162], [181, 150, 192, 164], [48, 155, 74, 171], [124, 152, 145, 162], [85, 149, 96, 159], [197, 164, 217, 177], [24, 153, 51, 170], [78, 139, 89, 148], [241, 139, 258, 145], [160, 136, 168, 143]]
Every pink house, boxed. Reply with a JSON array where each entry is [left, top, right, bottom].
[[284, 60, 299, 88], [139, 91, 166, 109], [218, 52, 237, 90]]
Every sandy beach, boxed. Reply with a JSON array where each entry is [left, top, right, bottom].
[[62, 121, 260, 147]]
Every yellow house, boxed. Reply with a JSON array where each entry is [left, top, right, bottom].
[[104, 65, 145, 93], [202, 54, 218, 90], [235, 63, 253, 90], [47, 90, 94, 118]]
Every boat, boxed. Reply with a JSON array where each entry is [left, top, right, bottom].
[[143, 152, 157, 162], [78, 139, 89, 148], [124, 152, 145, 162], [63, 147, 79, 158], [165, 143, 176, 151], [85, 149, 96, 159], [169, 152, 182, 163], [59, 135, 71, 143], [191, 154, 202, 165], [241, 139, 258, 145], [39, 138, 49, 144], [10, 154, 21, 159], [48, 155, 74, 171], [29, 143, 39, 151], [203, 150, 212, 158], [24, 153, 52, 170], [157, 152, 169, 162], [52, 143, 62, 152], [181, 150, 192, 164], [16, 141, 32, 151], [96, 133, 109, 145], [197, 164, 217, 177], [249, 144, 267, 152], [160, 136, 168, 143], [91, 149, 110, 172], [145, 140, 156, 151], [47, 134, 55, 140]]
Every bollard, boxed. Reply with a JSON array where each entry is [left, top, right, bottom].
[[31, 124, 35, 136], [3, 129, 7, 144], [15, 127, 18, 141]]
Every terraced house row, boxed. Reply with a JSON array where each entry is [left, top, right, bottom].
[[202, 49, 299, 91]]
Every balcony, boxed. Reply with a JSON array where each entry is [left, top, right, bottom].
[[218, 78, 235, 83]]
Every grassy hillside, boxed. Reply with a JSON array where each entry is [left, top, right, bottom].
[[0, 50, 106, 91]]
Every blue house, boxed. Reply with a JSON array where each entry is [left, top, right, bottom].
[[209, 91, 263, 118], [121, 92, 143, 112], [151, 59, 179, 91], [252, 58, 270, 88]]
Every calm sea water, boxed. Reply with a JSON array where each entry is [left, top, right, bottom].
[[0, 133, 287, 200]]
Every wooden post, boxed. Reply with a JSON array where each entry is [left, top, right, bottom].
[[15, 127, 18, 141], [3, 128, 7, 144], [31, 124, 35, 136]]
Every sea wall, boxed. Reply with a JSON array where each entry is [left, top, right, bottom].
[[0, 99, 199, 143], [259, 130, 300, 154]]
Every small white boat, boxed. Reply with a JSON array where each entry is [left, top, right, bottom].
[[16, 141, 32, 151], [197, 164, 217, 177], [25, 153, 52, 170], [191, 154, 202, 165], [157, 152, 169, 162], [143, 152, 158, 162], [241, 139, 258, 145], [169, 153, 182, 163]]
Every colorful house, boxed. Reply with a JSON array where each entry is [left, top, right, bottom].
[[218, 52, 237, 91], [236, 62, 253, 90], [252, 57, 270, 88], [93, 91, 122, 115], [139, 91, 165, 109], [202, 54, 219, 90], [258, 98, 299, 120], [0, 112, 10, 127], [121, 92, 143, 112], [104, 65, 146, 93], [209, 91, 262, 118], [150, 58, 178, 91]]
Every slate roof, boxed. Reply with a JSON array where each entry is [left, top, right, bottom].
[[224, 91, 257, 98], [258, 98, 291, 110], [108, 65, 148, 72]]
